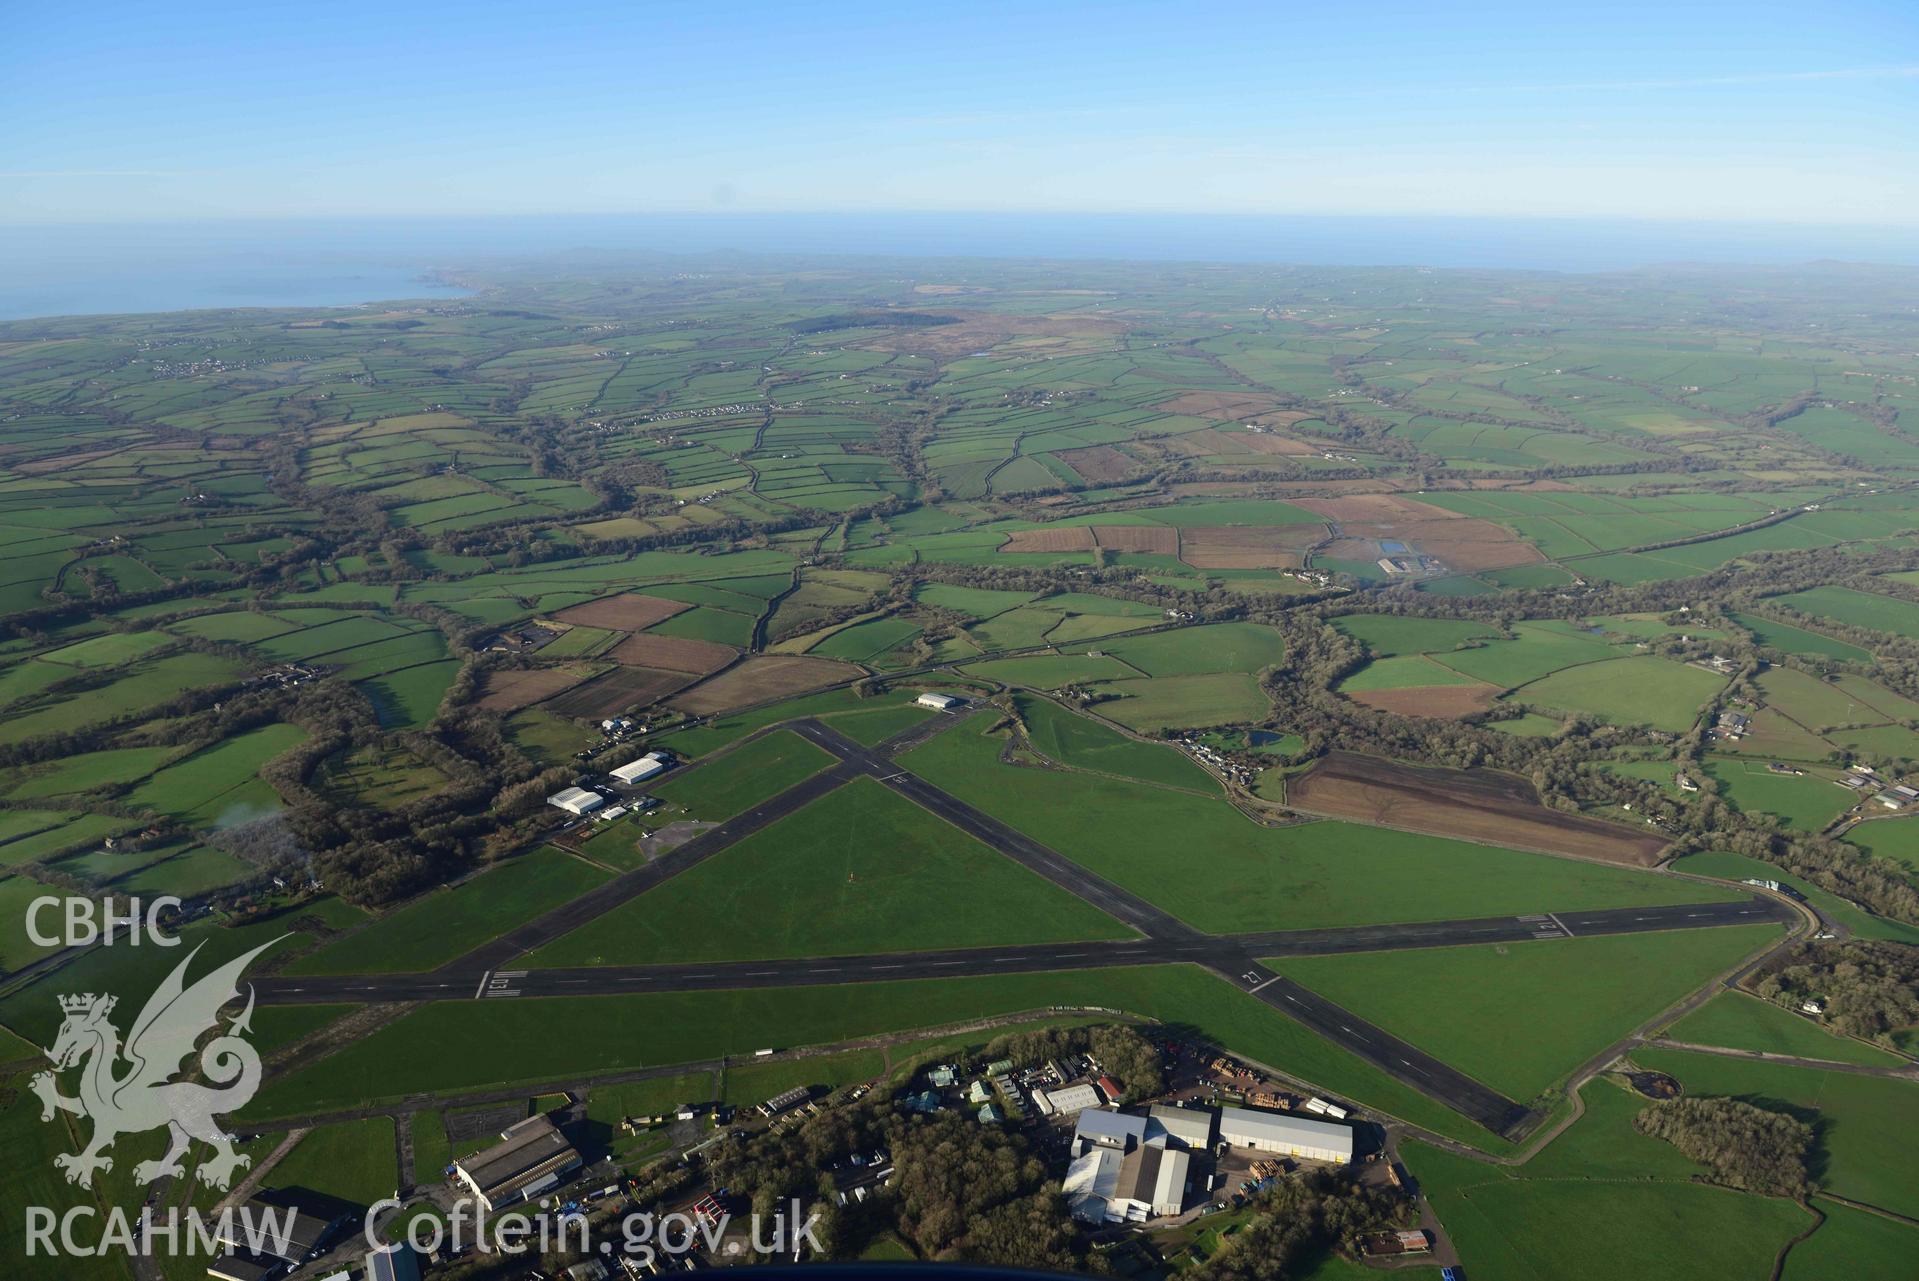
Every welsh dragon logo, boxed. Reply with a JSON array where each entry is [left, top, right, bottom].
[[32, 938, 280, 1191]]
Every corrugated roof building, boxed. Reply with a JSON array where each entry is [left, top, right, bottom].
[[455, 1115, 583, 1210], [1218, 1105, 1353, 1163]]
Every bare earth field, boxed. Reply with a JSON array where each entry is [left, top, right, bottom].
[[1001, 526, 1096, 553], [1179, 524, 1328, 569], [1174, 427, 1319, 457], [552, 593, 691, 630], [1092, 525, 1179, 554], [1288, 750, 1670, 865], [1053, 445, 1138, 483], [1154, 391, 1284, 420], [474, 665, 597, 712], [1347, 685, 1504, 717], [609, 633, 737, 674], [1293, 494, 1545, 572], [545, 665, 695, 718], [670, 655, 853, 715]]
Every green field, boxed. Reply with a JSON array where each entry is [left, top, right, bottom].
[[1775, 585, 1919, 640], [1633, 1047, 1919, 1219], [1339, 653, 1488, 691], [1702, 756, 1856, 832], [1276, 926, 1781, 1100], [1783, 1199, 1919, 1281], [287, 847, 609, 975], [1661, 991, 1905, 1067], [1015, 693, 1219, 792], [1405, 1077, 1814, 1281], [1843, 817, 1919, 880], [266, 1116, 398, 1208], [1733, 611, 1873, 661], [1507, 655, 1724, 732], [1331, 615, 1500, 657], [903, 717, 1738, 934], [529, 777, 1131, 965], [649, 728, 835, 822], [1673, 850, 1919, 945], [1087, 671, 1273, 730], [240, 963, 1519, 1151]]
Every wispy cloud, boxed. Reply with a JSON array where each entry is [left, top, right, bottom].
[[1502, 65, 1919, 93]]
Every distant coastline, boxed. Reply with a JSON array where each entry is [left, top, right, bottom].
[[2, 212, 1914, 321]]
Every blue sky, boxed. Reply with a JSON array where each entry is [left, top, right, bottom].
[[5, 0, 1916, 225]]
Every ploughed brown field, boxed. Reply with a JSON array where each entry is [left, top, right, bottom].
[[1169, 426, 1319, 457], [670, 655, 852, 716], [1178, 524, 1328, 569], [1053, 444, 1138, 484], [544, 665, 695, 719], [1000, 526, 1096, 553], [1288, 750, 1670, 866], [609, 632, 737, 674], [1153, 390, 1284, 420], [1092, 525, 1179, 554], [1346, 685, 1503, 717], [474, 665, 598, 712], [1292, 494, 1544, 572], [999, 524, 1182, 555], [552, 592, 690, 630]]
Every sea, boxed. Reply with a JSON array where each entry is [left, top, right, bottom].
[[2, 213, 1915, 322]]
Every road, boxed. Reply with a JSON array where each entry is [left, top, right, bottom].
[[256, 705, 1795, 1141]]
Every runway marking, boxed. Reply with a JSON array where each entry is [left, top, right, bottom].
[[1246, 975, 1283, 994], [1545, 912, 1571, 937]]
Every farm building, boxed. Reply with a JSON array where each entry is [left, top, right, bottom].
[[610, 753, 668, 785], [1218, 1105, 1354, 1163], [454, 1115, 583, 1211], [916, 692, 963, 710], [547, 786, 604, 816], [1042, 1082, 1105, 1115]]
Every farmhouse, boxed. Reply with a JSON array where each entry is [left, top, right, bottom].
[[1218, 1105, 1354, 1164], [454, 1115, 582, 1211], [547, 785, 604, 816], [916, 692, 963, 710], [610, 753, 668, 785]]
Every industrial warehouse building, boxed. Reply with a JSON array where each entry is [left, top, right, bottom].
[[364, 1244, 422, 1281], [454, 1115, 583, 1210], [1218, 1105, 1354, 1164], [916, 692, 962, 710], [1146, 1103, 1216, 1149], [1064, 1143, 1192, 1223], [1073, 1107, 1149, 1154], [208, 1198, 346, 1281], [547, 785, 604, 816], [610, 752, 668, 785]]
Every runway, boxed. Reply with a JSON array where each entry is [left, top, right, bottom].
[[260, 705, 1794, 1140]]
